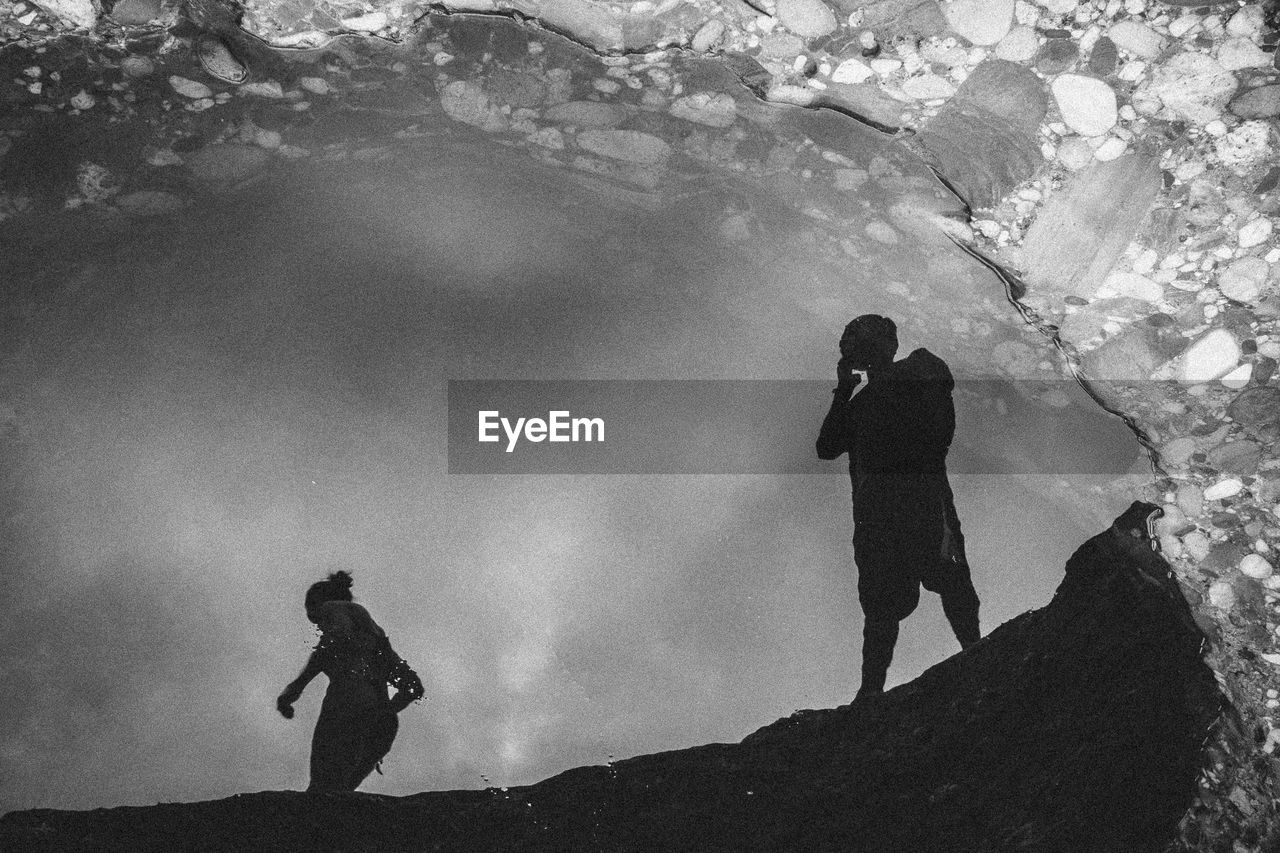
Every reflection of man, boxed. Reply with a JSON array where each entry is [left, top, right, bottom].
[[816, 315, 981, 699]]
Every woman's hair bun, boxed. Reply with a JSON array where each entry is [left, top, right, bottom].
[[327, 570, 354, 589]]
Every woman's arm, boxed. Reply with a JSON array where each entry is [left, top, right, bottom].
[[276, 652, 324, 718]]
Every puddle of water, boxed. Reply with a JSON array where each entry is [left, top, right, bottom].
[[0, 18, 1144, 810]]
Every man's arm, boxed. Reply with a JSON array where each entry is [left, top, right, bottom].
[[817, 388, 859, 459], [277, 652, 324, 719], [817, 359, 862, 460]]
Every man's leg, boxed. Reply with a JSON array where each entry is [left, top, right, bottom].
[[857, 616, 900, 698]]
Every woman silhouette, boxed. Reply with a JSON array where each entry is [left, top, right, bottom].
[[276, 571, 424, 792]]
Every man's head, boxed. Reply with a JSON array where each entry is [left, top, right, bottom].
[[840, 315, 898, 369]]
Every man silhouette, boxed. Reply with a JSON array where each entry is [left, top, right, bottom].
[[816, 315, 981, 699]]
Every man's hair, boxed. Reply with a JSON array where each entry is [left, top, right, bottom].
[[842, 315, 898, 352], [306, 570, 354, 609]]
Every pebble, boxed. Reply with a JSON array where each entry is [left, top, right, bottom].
[[1093, 136, 1127, 161], [1230, 85, 1280, 119], [1164, 438, 1197, 467], [1183, 530, 1212, 561], [691, 19, 726, 52], [995, 26, 1039, 62], [831, 58, 875, 84], [1218, 38, 1272, 72], [1219, 256, 1269, 303], [943, 0, 1015, 46], [239, 81, 285, 99], [340, 11, 387, 32], [198, 37, 247, 84], [1104, 271, 1162, 301], [1220, 363, 1253, 389], [1107, 20, 1165, 59], [298, 77, 331, 96], [1204, 478, 1245, 501], [1167, 15, 1200, 40], [1089, 37, 1118, 76], [669, 92, 737, 127], [1051, 74, 1117, 137], [902, 74, 956, 100], [1227, 5, 1264, 39], [121, 56, 154, 78], [1036, 39, 1079, 74], [1227, 386, 1280, 428], [169, 76, 213, 100], [109, 0, 160, 24], [576, 129, 670, 165], [1172, 481, 1203, 514], [69, 90, 94, 110], [32, 0, 97, 28], [1180, 328, 1241, 382], [1241, 554, 1275, 580], [865, 220, 899, 244], [1146, 52, 1238, 125], [440, 80, 509, 133], [1057, 136, 1094, 170], [1208, 579, 1236, 610], [776, 0, 838, 38], [1238, 217, 1273, 248], [1207, 440, 1263, 475]]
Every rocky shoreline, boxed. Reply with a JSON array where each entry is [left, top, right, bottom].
[[3, 0, 1280, 846]]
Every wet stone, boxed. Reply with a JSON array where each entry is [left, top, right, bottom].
[[914, 59, 1047, 210], [109, 0, 161, 25], [776, 0, 838, 39], [1036, 39, 1079, 75], [1207, 440, 1264, 477], [169, 75, 214, 100], [576, 129, 670, 165], [1146, 52, 1238, 126], [1089, 37, 1118, 76], [943, 0, 1015, 46], [1082, 327, 1156, 380], [1219, 256, 1269, 303], [440, 80, 509, 132], [1023, 154, 1161, 298], [995, 26, 1039, 62], [1180, 328, 1241, 382], [1107, 20, 1165, 60], [1176, 481, 1204, 515], [1210, 511, 1242, 529], [1218, 38, 1272, 72], [485, 71, 547, 109], [1227, 386, 1280, 429], [1240, 553, 1275, 580], [1230, 85, 1280, 119], [669, 92, 737, 127], [1051, 74, 1116, 136]]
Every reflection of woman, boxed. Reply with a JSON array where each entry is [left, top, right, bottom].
[[276, 571, 424, 792]]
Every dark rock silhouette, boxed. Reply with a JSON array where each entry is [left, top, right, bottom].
[[1, 503, 1229, 852]]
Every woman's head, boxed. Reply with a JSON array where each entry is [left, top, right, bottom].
[[305, 570, 354, 623]]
